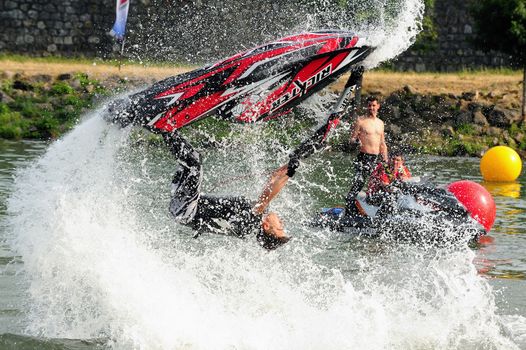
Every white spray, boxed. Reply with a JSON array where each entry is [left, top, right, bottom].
[[6, 109, 520, 349]]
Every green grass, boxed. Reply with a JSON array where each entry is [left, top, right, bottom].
[[0, 108, 27, 139], [455, 123, 476, 135], [50, 82, 74, 95], [0, 74, 108, 140]]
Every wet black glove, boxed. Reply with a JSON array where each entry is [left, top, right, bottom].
[[287, 155, 300, 177]]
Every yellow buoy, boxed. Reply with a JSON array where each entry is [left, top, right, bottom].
[[480, 146, 522, 182]]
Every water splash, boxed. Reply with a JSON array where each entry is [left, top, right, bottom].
[[130, 0, 424, 68], [360, 0, 425, 68], [5, 106, 521, 349], [3, 1, 521, 347], [297, 0, 425, 68]]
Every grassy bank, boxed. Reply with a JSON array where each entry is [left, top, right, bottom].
[[0, 57, 524, 157]]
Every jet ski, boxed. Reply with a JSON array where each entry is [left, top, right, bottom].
[[310, 178, 494, 245], [105, 30, 372, 132]]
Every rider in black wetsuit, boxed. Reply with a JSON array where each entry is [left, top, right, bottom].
[[163, 132, 292, 249]]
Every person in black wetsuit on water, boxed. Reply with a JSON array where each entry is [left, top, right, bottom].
[[163, 132, 294, 249]]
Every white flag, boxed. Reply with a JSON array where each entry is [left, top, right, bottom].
[[110, 0, 130, 41]]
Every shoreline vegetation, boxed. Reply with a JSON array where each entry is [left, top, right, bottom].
[[0, 57, 525, 157]]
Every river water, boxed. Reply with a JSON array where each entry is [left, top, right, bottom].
[[1, 112, 525, 349]]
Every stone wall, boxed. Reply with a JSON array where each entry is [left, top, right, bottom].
[[0, 0, 114, 56], [0, 0, 513, 70], [0, 0, 309, 63], [393, 0, 511, 71]]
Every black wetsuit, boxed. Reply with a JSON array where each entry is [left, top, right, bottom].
[[165, 132, 283, 249], [345, 152, 380, 216]]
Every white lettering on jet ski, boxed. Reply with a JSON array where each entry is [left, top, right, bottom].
[[271, 64, 332, 111]]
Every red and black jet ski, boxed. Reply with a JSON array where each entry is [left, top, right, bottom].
[[106, 30, 371, 133]]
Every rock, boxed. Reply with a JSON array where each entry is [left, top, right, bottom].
[[1, 71, 15, 80], [101, 75, 124, 90], [381, 105, 401, 122], [487, 127, 503, 137], [403, 85, 416, 94], [126, 77, 148, 87], [504, 132, 516, 147], [472, 124, 484, 134], [31, 74, 52, 83], [467, 102, 483, 112], [35, 103, 53, 111], [514, 133, 525, 144], [88, 36, 100, 44], [47, 44, 57, 53], [487, 91, 500, 99], [57, 73, 72, 81], [441, 125, 455, 138], [404, 115, 426, 132], [85, 84, 95, 93], [473, 111, 489, 126], [0, 90, 15, 104], [420, 110, 436, 122], [70, 78, 82, 90], [434, 95, 447, 105], [11, 90, 36, 99], [415, 63, 426, 72], [453, 110, 472, 126], [461, 91, 476, 101], [13, 80, 33, 91], [64, 105, 76, 113], [410, 94, 423, 107], [13, 72, 27, 80], [384, 92, 402, 106], [486, 106, 520, 128], [386, 123, 402, 136]]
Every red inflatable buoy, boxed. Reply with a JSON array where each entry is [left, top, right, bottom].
[[446, 180, 496, 232]]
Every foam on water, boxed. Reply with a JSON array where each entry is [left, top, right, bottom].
[[5, 106, 523, 349]]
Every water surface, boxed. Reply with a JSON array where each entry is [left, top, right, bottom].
[[1, 121, 525, 349]]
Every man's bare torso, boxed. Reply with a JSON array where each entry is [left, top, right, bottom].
[[353, 116, 385, 155]]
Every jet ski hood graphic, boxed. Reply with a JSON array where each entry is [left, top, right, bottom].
[[108, 30, 372, 132]]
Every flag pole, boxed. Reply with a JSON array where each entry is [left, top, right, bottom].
[[119, 37, 126, 71], [110, 0, 130, 72]]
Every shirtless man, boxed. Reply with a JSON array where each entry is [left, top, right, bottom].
[[345, 96, 388, 216]]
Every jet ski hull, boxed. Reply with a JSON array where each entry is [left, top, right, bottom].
[[107, 30, 372, 132]]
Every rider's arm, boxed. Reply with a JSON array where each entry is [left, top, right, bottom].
[[253, 165, 290, 215]]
